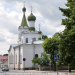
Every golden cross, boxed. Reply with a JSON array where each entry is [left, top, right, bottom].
[[24, 1, 25, 7], [31, 6, 32, 13], [39, 24, 41, 31]]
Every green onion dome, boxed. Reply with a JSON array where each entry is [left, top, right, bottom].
[[22, 7, 26, 12], [28, 13, 36, 21]]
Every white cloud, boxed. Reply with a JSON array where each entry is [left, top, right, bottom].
[[0, 0, 67, 55]]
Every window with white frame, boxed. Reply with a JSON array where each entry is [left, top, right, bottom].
[[26, 38, 28, 43], [32, 38, 36, 41]]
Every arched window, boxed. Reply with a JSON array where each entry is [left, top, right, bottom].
[[35, 54, 38, 57], [32, 38, 36, 41], [26, 38, 28, 43]]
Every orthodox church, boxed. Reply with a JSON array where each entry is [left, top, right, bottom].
[[8, 4, 44, 70]]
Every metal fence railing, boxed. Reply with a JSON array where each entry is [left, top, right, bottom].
[[0, 73, 67, 75]]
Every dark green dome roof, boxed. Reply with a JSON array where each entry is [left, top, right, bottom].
[[22, 7, 26, 12], [28, 13, 36, 21]]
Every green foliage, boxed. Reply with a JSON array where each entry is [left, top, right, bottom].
[[3, 54, 8, 56], [28, 27, 35, 31], [32, 57, 40, 65], [42, 37, 59, 63], [42, 35, 48, 40], [42, 37, 59, 54], [38, 38, 41, 40], [32, 52, 50, 66], [58, 0, 75, 65], [38, 31, 42, 34], [52, 32, 62, 39], [38, 52, 50, 66]]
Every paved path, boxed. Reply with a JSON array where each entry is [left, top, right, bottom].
[[0, 69, 75, 75]]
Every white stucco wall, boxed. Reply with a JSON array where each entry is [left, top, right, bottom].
[[35, 44, 43, 57], [8, 46, 19, 69], [1, 60, 8, 68], [28, 21, 35, 27], [18, 26, 29, 43], [22, 44, 43, 68], [23, 44, 33, 68], [15, 47, 19, 69], [9, 46, 14, 65], [22, 33, 42, 44], [20, 46, 23, 68]]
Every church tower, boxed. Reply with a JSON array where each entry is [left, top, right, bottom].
[[18, 3, 42, 44], [8, 2, 44, 70], [18, 3, 28, 44], [27, 6, 36, 28]]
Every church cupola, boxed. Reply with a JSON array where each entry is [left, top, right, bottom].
[[21, 2, 28, 27], [27, 6, 36, 28]]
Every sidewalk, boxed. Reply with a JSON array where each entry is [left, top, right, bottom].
[[9, 69, 75, 73], [0, 70, 75, 75]]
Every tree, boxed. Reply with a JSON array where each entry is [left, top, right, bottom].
[[58, 0, 75, 65], [42, 36, 59, 71], [42, 35, 48, 40], [32, 52, 50, 66], [3, 54, 8, 56]]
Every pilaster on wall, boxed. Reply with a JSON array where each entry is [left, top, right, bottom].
[[18, 45, 20, 70], [14, 47, 15, 70], [8, 51, 9, 68]]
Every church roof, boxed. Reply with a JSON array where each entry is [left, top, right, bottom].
[[11, 44, 19, 47], [0, 56, 8, 64], [27, 6, 36, 21], [33, 40, 44, 44], [25, 40, 44, 44], [28, 13, 36, 21], [21, 6, 28, 26]]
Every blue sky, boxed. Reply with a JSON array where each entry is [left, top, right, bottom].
[[0, 0, 67, 55]]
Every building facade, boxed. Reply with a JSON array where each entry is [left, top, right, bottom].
[[0, 56, 8, 68], [8, 4, 44, 70]]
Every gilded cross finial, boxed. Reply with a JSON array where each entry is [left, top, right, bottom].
[[39, 24, 41, 31], [24, 1, 25, 7], [31, 6, 32, 13]]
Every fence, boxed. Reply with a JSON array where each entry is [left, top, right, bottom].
[[39, 65, 75, 71], [0, 73, 66, 75]]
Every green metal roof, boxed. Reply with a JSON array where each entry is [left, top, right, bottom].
[[22, 7, 26, 12], [28, 13, 36, 21], [21, 7, 28, 27]]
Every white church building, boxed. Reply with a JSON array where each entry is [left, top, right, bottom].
[[8, 5, 44, 70]]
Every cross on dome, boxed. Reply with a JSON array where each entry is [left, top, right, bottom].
[[24, 1, 25, 7], [31, 6, 32, 13], [39, 24, 41, 31], [27, 6, 36, 21]]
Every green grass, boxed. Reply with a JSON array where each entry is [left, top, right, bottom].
[[35, 69, 39, 71]]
